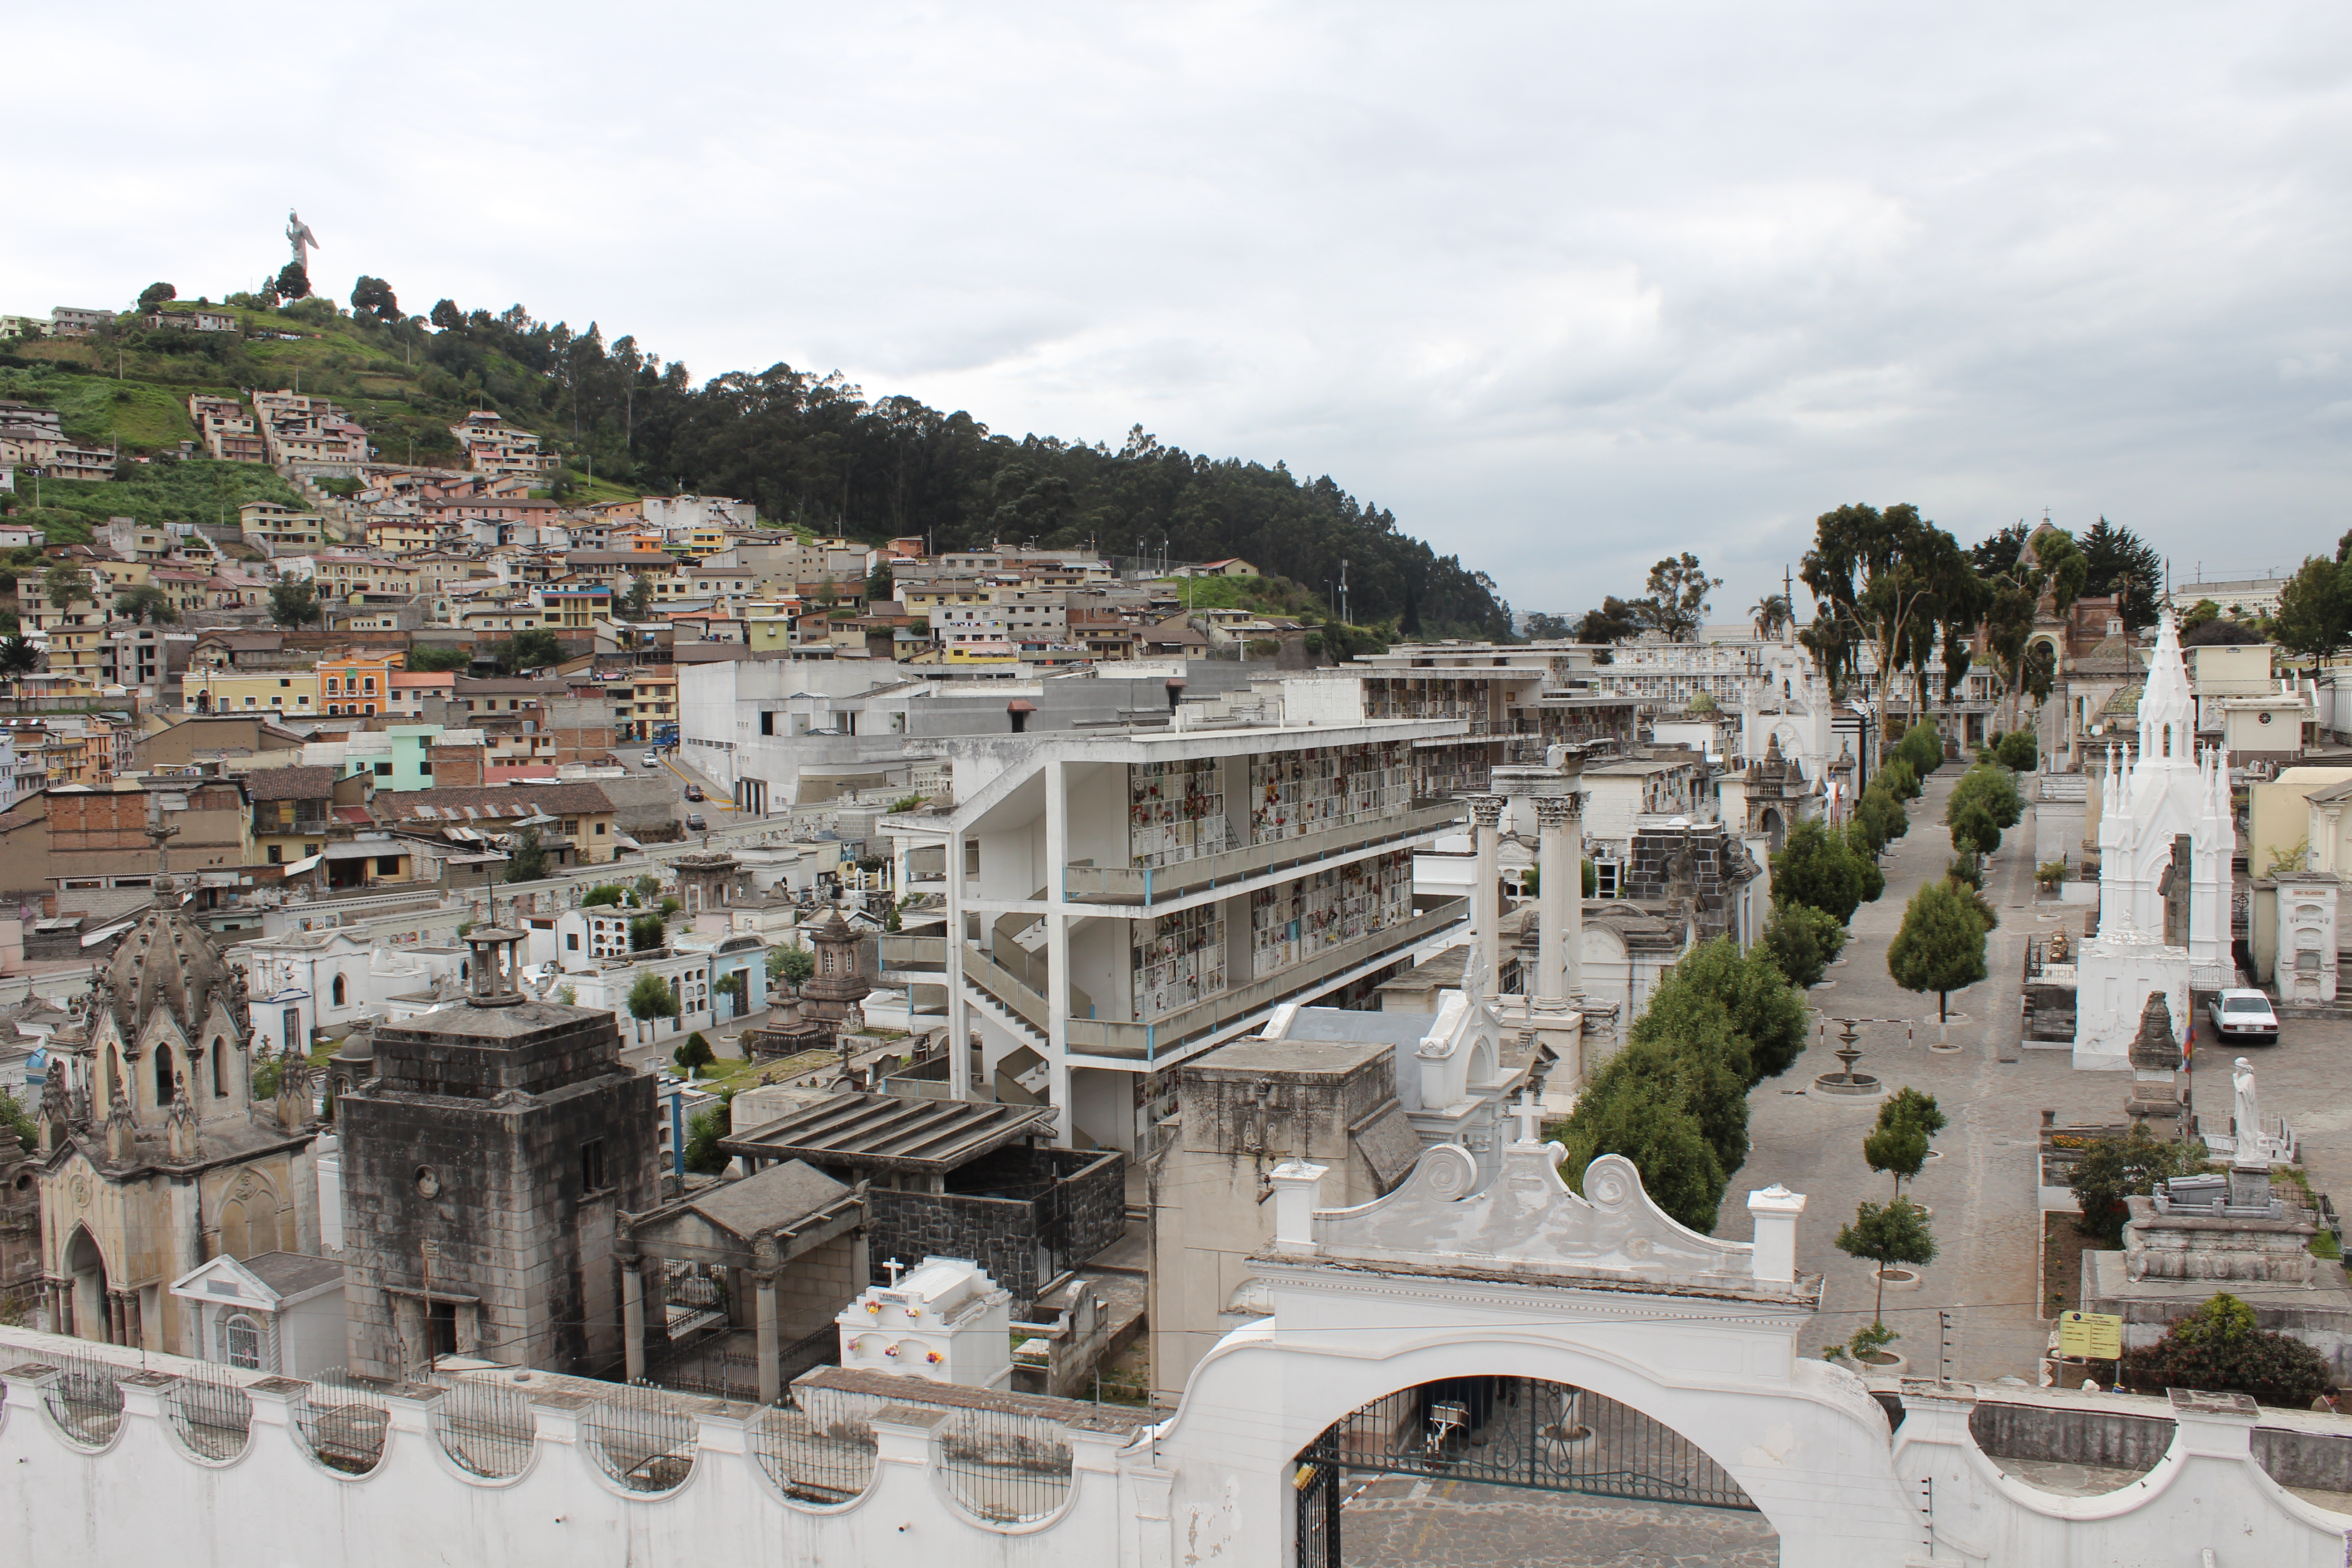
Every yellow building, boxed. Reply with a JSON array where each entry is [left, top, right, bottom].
[[314, 553, 425, 599], [45, 614, 109, 687], [609, 666, 677, 740], [366, 517, 453, 553], [89, 559, 154, 594], [186, 667, 321, 717]]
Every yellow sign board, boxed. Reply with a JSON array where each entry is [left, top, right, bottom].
[[2058, 1310, 2124, 1360]]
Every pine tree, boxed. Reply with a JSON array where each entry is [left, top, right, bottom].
[[1887, 881, 1988, 1023]]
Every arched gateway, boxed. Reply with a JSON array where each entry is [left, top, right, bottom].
[[1148, 1120, 1926, 1567]]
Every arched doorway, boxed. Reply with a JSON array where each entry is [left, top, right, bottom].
[[63, 1225, 109, 1343], [1293, 1376, 1773, 1567]]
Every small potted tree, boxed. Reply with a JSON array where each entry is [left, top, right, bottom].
[[1835, 1198, 1938, 1371]]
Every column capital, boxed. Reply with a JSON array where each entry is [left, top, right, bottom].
[[1466, 794, 1505, 829], [1533, 794, 1582, 828]]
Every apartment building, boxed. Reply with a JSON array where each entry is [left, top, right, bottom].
[[448, 410, 556, 475], [878, 716, 1472, 1152], [319, 652, 404, 716], [310, 549, 424, 601], [238, 501, 327, 551], [187, 666, 320, 716]]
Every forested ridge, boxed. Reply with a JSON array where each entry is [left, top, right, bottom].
[[422, 304, 1513, 639]]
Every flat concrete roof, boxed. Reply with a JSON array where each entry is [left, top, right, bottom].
[[1188, 1037, 1392, 1077]]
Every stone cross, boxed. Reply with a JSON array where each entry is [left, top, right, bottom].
[[1509, 1090, 1546, 1146], [883, 1257, 906, 1286]]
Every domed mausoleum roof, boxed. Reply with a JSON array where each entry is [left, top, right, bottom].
[[104, 877, 235, 1037]]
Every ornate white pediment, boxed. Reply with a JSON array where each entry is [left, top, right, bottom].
[[1311, 1141, 1764, 1290]]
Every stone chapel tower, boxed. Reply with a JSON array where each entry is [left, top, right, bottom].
[[337, 916, 656, 1378]]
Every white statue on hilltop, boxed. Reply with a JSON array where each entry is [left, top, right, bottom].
[[286, 209, 320, 272]]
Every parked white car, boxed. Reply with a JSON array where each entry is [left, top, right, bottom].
[[2207, 988, 2280, 1045], [641, 751, 661, 768]]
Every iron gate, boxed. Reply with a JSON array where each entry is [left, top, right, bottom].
[[1295, 1377, 1757, 1560]]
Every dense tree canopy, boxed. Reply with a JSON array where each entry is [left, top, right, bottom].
[[405, 304, 1513, 639], [2077, 516, 2164, 633]]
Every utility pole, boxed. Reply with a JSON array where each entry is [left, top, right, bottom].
[[1339, 559, 1349, 628]]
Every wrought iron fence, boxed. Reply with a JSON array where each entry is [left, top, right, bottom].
[[935, 1407, 1074, 1525], [167, 1362, 253, 1460], [583, 1381, 698, 1493], [294, 1369, 392, 1475], [644, 1334, 761, 1402], [750, 1392, 879, 1505], [645, 1324, 839, 1404], [432, 1374, 538, 1479], [41, 1351, 123, 1447], [1303, 1377, 1756, 1511]]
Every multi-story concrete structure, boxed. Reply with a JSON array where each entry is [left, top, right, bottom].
[[880, 715, 1471, 1152]]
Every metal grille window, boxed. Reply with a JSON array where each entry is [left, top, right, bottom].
[[167, 1363, 253, 1461], [935, 1408, 1074, 1525], [431, 1374, 538, 1479], [42, 1352, 123, 1447], [583, 1382, 698, 1493], [225, 1312, 262, 1370], [750, 1396, 879, 1505], [294, 1369, 392, 1475], [1300, 1377, 1755, 1511]]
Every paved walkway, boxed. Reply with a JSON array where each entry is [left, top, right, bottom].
[[1722, 766, 2151, 1379], [1339, 1475, 1779, 1567]]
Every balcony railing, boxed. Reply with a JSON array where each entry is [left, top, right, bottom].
[[1061, 799, 1463, 907], [1062, 896, 1467, 1064], [877, 934, 946, 975]]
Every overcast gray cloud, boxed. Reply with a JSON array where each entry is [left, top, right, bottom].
[[7, 2, 2350, 618]]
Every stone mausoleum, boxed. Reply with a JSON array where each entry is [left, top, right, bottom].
[[338, 916, 656, 1378]]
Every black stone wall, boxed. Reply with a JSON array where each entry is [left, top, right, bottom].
[[863, 1147, 1124, 1310], [867, 1188, 1042, 1307], [1619, 823, 1755, 945]]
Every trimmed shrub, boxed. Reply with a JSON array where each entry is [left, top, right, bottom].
[[2120, 1293, 2329, 1407], [1762, 902, 1847, 988]]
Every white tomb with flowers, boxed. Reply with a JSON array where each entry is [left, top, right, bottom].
[[2074, 608, 2237, 1071], [834, 1254, 1013, 1387]]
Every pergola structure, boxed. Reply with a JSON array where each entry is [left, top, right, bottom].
[[722, 1093, 1057, 1192], [617, 1159, 866, 1404]]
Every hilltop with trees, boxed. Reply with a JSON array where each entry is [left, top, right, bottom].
[[0, 275, 1513, 641]]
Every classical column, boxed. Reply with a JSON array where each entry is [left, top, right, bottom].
[[1534, 794, 1583, 1005], [753, 1272, 781, 1406], [621, 1259, 646, 1383], [1468, 795, 1505, 998]]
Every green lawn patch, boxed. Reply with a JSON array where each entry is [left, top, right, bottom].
[[6, 459, 304, 534]]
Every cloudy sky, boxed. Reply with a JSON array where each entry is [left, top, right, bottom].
[[8, 3, 2350, 620]]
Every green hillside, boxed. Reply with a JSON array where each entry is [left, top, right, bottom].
[[0, 279, 1514, 638], [7, 459, 305, 546]]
